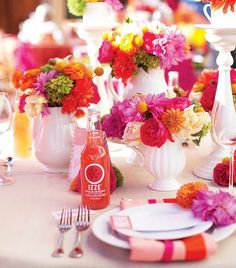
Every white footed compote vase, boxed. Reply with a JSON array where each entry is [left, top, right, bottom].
[[77, 2, 117, 115], [132, 140, 185, 191], [193, 25, 236, 182], [33, 107, 75, 173]]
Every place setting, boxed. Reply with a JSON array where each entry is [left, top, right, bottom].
[[92, 182, 236, 262]]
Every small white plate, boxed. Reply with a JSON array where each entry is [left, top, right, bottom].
[[92, 207, 236, 249], [114, 203, 212, 232]]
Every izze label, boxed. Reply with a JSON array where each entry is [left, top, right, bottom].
[[85, 164, 105, 192]]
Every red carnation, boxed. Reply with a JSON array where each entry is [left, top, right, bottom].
[[62, 75, 100, 117], [213, 161, 236, 186], [140, 117, 171, 147], [112, 50, 137, 83]]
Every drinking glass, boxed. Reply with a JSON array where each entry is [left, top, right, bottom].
[[0, 92, 13, 186], [211, 94, 236, 194]]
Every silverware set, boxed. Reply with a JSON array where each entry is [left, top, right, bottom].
[[52, 205, 90, 258]]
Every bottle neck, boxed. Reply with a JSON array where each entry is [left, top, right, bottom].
[[86, 110, 104, 146], [86, 130, 104, 146]]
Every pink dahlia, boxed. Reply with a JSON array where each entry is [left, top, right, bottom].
[[192, 190, 236, 226], [152, 29, 188, 69], [102, 99, 130, 139]]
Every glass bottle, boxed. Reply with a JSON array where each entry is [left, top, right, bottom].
[[80, 109, 110, 209], [12, 104, 32, 158]]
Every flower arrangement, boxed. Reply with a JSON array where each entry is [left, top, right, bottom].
[[12, 57, 102, 118], [67, 0, 123, 16], [203, 0, 236, 13], [176, 182, 236, 226], [98, 19, 189, 83], [191, 69, 236, 112], [102, 93, 211, 147], [213, 155, 236, 186]]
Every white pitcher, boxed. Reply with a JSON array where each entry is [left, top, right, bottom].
[[107, 67, 168, 101], [132, 140, 185, 191], [33, 107, 75, 173]]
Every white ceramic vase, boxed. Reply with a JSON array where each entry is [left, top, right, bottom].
[[33, 107, 74, 173], [133, 140, 185, 191], [108, 67, 168, 102]]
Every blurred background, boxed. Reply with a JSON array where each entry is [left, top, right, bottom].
[[0, 0, 216, 104]]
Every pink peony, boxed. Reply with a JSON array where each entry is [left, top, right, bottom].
[[98, 40, 114, 63], [105, 0, 123, 11], [192, 190, 236, 226], [140, 117, 171, 147], [142, 31, 159, 54]]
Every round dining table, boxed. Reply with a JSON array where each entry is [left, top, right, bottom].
[[0, 141, 236, 268]]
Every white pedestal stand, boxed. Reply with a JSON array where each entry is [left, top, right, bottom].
[[77, 23, 117, 116], [193, 26, 236, 180]]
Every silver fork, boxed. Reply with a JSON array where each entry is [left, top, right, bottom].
[[69, 205, 90, 258], [52, 208, 72, 257]]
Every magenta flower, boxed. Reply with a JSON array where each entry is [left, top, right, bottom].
[[142, 31, 159, 54], [98, 40, 114, 64], [192, 190, 236, 226], [105, 0, 123, 11], [19, 95, 27, 113], [102, 100, 129, 139], [140, 117, 171, 147], [34, 70, 58, 95]]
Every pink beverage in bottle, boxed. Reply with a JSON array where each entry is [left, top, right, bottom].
[[80, 109, 110, 209]]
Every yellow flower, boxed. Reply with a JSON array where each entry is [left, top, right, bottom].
[[232, 83, 236, 94], [142, 27, 149, 33], [119, 34, 135, 53], [134, 35, 143, 48]]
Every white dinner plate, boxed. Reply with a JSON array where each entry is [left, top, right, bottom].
[[112, 203, 213, 240], [92, 207, 236, 249]]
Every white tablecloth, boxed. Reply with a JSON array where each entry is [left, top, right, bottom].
[[0, 144, 236, 268]]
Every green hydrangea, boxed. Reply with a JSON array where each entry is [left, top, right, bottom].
[[67, 0, 86, 16], [112, 165, 124, 187], [45, 74, 73, 106], [40, 64, 54, 73], [134, 50, 160, 72]]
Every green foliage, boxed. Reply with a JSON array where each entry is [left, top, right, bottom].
[[134, 50, 160, 72], [112, 165, 124, 187], [40, 64, 54, 73], [67, 0, 86, 17], [45, 74, 73, 106], [192, 123, 211, 146]]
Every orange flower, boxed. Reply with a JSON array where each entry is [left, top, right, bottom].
[[160, 108, 185, 133], [12, 70, 23, 88], [64, 63, 92, 80], [176, 182, 209, 208], [20, 69, 40, 91]]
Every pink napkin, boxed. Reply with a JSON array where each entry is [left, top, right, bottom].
[[112, 198, 217, 262]]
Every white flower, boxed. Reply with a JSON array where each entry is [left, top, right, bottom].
[[122, 122, 144, 146], [24, 95, 47, 118], [175, 105, 211, 141]]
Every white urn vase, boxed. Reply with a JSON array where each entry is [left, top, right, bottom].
[[133, 140, 185, 191], [33, 107, 74, 173]]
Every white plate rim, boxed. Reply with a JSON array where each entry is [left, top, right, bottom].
[[92, 207, 236, 249]]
